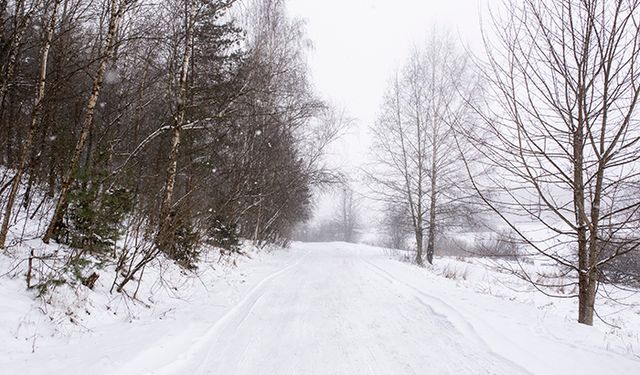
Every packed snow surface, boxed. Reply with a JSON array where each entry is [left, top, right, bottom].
[[3, 242, 640, 374]]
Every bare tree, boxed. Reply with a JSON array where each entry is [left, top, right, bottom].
[[369, 31, 476, 265], [370, 68, 427, 265], [334, 183, 360, 242], [0, 0, 37, 166], [155, 0, 196, 255], [469, 0, 640, 325], [42, 0, 135, 244], [381, 201, 411, 250], [0, 0, 62, 248]]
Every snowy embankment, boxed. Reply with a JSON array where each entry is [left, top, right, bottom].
[[2, 241, 640, 374], [376, 246, 640, 374], [1, 241, 302, 374]]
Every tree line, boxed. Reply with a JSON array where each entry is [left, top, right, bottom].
[[0, 0, 338, 292]]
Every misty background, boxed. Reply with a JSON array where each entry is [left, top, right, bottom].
[[287, 0, 488, 242]]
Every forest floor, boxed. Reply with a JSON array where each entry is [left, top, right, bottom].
[[2, 242, 640, 374]]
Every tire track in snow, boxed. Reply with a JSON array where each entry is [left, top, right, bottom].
[[127, 249, 309, 375], [361, 257, 532, 375]]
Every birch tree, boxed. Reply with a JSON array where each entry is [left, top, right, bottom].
[[334, 183, 359, 243], [370, 32, 476, 265], [0, 0, 37, 166], [42, 0, 135, 243], [0, 0, 61, 248], [472, 0, 640, 325], [154, 0, 196, 255]]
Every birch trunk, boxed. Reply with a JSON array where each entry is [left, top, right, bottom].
[[156, 0, 195, 255], [0, 0, 33, 166], [42, 0, 126, 243], [426, 153, 437, 265], [0, 0, 61, 248]]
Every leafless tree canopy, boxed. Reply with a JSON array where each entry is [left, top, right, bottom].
[[369, 31, 478, 265], [469, 0, 640, 325]]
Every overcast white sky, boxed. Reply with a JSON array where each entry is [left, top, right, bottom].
[[287, 0, 487, 171], [285, 0, 488, 224]]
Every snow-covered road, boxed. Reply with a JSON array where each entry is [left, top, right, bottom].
[[5, 242, 640, 374], [159, 242, 528, 375]]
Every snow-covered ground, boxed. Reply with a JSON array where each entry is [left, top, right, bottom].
[[2, 242, 640, 374]]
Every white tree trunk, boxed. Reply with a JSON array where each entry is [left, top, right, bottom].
[[43, 0, 127, 243], [0, 0, 61, 248], [156, 0, 195, 254]]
